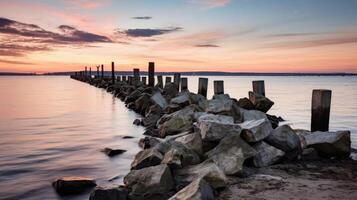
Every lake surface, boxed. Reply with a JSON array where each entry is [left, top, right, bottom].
[[0, 76, 356, 200]]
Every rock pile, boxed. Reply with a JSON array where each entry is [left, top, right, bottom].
[[69, 76, 352, 200]]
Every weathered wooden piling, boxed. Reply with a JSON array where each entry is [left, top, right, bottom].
[[128, 76, 133, 85], [181, 77, 188, 91], [311, 89, 332, 132], [214, 80, 224, 95], [89, 67, 92, 78], [111, 62, 115, 84], [148, 62, 155, 87], [122, 75, 127, 82], [96, 66, 100, 78], [165, 77, 172, 84], [157, 75, 163, 88], [133, 68, 140, 82], [85, 67, 87, 78], [142, 77, 147, 85], [101, 64, 104, 79], [117, 76, 121, 82], [253, 80, 265, 96], [174, 73, 181, 90], [198, 78, 208, 97]]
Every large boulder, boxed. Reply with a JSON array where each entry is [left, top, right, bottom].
[[205, 94, 233, 114], [169, 178, 214, 200], [131, 148, 163, 170], [134, 93, 152, 114], [302, 130, 351, 158], [197, 120, 241, 142], [241, 109, 267, 121], [175, 132, 203, 155], [171, 91, 191, 107], [124, 164, 174, 196], [163, 82, 179, 99], [205, 134, 257, 175], [52, 176, 96, 195], [196, 113, 234, 124], [237, 97, 255, 110], [248, 91, 274, 113], [125, 90, 142, 104], [174, 160, 228, 190], [157, 105, 197, 137], [189, 93, 208, 110], [240, 119, 273, 143], [161, 141, 201, 168], [89, 186, 128, 200], [252, 141, 285, 167], [265, 125, 301, 153], [139, 136, 162, 149], [151, 92, 168, 109]]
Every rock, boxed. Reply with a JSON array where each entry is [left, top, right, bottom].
[[131, 148, 163, 170], [157, 105, 196, 137], [198, 120, 241, 142], [151, 92, 168, 109], [175, 132, 203, 155], [161, 148, 183, 168], [266, 114, 284, 129], [134, 93, 152, 114], [133, 119, 141, 126], [122, 136, 134, 139], [139, 136, 162, 149], [143, 128, 160, 137], [240, 119, 273, 143], [102, 148, 126, 157], [124, 164, 174, 196], [205, 134, 257, 175], [205, 94, 233, 114], [163, 82, 179, 99], [142, 113, 161, 128], [169, 178, 214, 200], [303, 130, 351, 158], [125, 90, 142, 104], [161, 141, 201, 168], [252, 141, 285, 167], [171, 92, 190, 107], [241, 109, 267, 121], [52, 176, 96, 195], [165, 104, 182, 114], [89, 186, 128, 200], [189, 93, 208, 111], [174, 160, 228, 190], [265, 125, 301, 153], [196, 113, 234, 124], [237, 97, 255, 110], [248, 91, 274, 113]]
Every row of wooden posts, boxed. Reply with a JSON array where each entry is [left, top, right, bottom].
[[73, 62, 332, 133]]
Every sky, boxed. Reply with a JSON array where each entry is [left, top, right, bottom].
[[0, 0, 357, 73]]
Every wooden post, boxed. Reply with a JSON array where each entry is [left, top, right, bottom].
[[85, 67, 87, 78], [128, 76, 133, 85], [111, 62, 115, 84], [148, 62, 155, 87], [89, 67, 92, 78], [133, 68, 140, 82], [214, 80, 224, 95], [165, 76, 172, 84], [101, 64, 104, 79], [96, 66, 99, 78], [198, 78, 208, 97], [157, 75, 163, 88], [142, 77, 147, 85], [252, 80, 265, 96], [181, 77, 188, 91], [174, 73, 181, 90], [122, 75, 127, 82], [117, 76, 121, 82], [311, 89, 332, 132]]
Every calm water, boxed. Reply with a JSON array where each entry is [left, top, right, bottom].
[[0, 76, 356, 200]]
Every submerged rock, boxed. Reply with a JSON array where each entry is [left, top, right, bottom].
[[131, 148, 163, 170], [240, 119, 273, 143], [124, 164, 174, 196], [102, 148, 126, 157], [89, 186, 128, 200], [169, 178, 214, 200], [205, 134, 257, 175], [133, 119, 141, 126], [52, 176, 96, 195], [252, 141, 285, 167]]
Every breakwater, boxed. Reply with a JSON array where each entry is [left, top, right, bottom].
[[61, 62, 354, 200]]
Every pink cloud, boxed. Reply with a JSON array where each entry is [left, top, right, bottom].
[[61, 0, 111, 9], [186, 0, 231, 8]]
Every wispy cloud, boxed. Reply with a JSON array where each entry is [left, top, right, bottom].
[[117, 27, 183, 37], [0, 58, 34, 65], [132, 16, 152, 20], [195, 44, 220, 47], [186, 0, 231, 8], [61, 0, 110, 9]]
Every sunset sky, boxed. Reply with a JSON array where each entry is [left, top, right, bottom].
[[0, 0, 357, 73]]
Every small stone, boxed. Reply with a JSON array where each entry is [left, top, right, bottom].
[[102, 148, 126, 157], [133, 119, 141, 126], [52, 176, 96, 195]]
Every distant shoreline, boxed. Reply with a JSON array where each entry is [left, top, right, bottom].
[[1, 71, 357, 76]]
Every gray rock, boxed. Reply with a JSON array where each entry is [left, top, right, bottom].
[[241, 109, 267, 121], [252, 141, 285, 167], [265, 125, 301, 152], [248, 91, 274, 113], [131, 148, 163, 170], [124, 164, 174, 196], [240, 119, 273, 142], [89, 186, 128, 200], [174, 160, 228, 190], [161, 141, 201, 168], [198, 120, 241, 142], [151, 92, 168, 109], [169, 178, 214, 200], [139, 136, 162, 149], [161, 148, 183, 168], [205, 95, 233, 114], [133, 119, 141, 125], [101, 148, 126, 157], [237, 97, 255, 110], [163, 82, 179, 99], [134, 93, 152, 114], [303, 130, 351, 158], [171, 92, 190, 106], [52, 176, 96, 195], [157, 105, 197, 137], [175, 132, 203, 155], [205, 134, 257, 175], [197, 113, 234, 124]]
